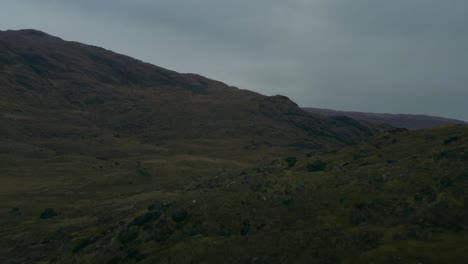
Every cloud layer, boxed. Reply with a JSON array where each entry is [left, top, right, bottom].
[[2, 0, 467, 120]]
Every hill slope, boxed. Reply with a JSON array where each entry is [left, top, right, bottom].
[[303, 107, 467, 130], [1, 30, 467, 264], [0, 29, 385, 157], [2, 123, 467, 263]]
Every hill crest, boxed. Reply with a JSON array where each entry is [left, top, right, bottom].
[[303, 107, 467, 130], [0, 29, 386, 153]]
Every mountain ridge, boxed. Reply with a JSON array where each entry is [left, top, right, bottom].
[[303, 107, 467, 130], [0, 29, 386, 153]]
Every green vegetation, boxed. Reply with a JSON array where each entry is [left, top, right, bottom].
[[1, 30, 467, 264], [1, 125, 467, 263], [285, 157, 297, 168], [306, 159, 327, 172]]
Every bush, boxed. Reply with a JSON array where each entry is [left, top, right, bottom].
[[307, 160, 327, 172], [285, 157, 297, 168], [443, 135, 461, 145], [40, 208, 58, 219], [118, 226, 139, 244]]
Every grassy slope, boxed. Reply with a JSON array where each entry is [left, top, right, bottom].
[[1, 125, 467, 263], [0, 29, 384, 149], [1, 30, 467, 264]]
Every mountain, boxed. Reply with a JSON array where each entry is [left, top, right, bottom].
[[0, 29, 385, 157], [303, 107, 468, 130], [1, 29, 468, 264], [0, 29, 384, 261]]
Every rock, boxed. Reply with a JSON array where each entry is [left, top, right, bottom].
[[117, 226, 139, 244], [106, 256, 122, 264], [171, 209, 188, 222], [127, 249, 146, 261], [256, 223, 266, 231], [253, 183, 264, 192], [282, 197, 294, 207], [154, 227, 173, 242], [285, 157, 297, 168], [40, 208, 58, 219], [240, 198, 251, 206], [439, 177, 453, 188], [250, 256, 270, 264], [9, 207, 21, 216], [428, 200, 461, 230], [350, 209, 369, 225], [73, 237, 98, 253], [137, 167, 151, 177], [219, 224, 233, 236], [417, 185, 437, 202], [147, 201, 163, 211], [307, 160, 327, 172], [374, 174, 389, 182], [132, 211, 161, 226], [444, 135, 461, 145], [295, 185, 306, 192], [356, 231, 382, 249], [241, 219, 250, 236]]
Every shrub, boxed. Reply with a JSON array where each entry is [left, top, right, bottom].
[[307, 160, 327, 172], [285, 157, 297, 168], [40, 208, 58, 219], [443, 135, 461, 145]]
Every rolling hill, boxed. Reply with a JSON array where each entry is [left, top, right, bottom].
[[303, 107, 468, 130], [0, 29, 385, 155]]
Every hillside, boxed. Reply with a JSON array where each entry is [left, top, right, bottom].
[[2, 123, 467, 263], [0, 29, 385, 158], [1, 29, 468, 264], [303, 107, 468, 130]]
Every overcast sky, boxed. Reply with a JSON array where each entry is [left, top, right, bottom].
[[1, 0, 467, 120]]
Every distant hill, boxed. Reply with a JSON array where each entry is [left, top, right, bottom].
[[303, 107, 467, 130]]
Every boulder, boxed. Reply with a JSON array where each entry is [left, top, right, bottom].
[[117, 226, 139, 244], [132, 211, 161, 226], [40, 208, 58, 219], [171, 209, 188, 222]]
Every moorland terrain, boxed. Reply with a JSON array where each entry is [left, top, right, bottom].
[[1, 30, 467, 264]]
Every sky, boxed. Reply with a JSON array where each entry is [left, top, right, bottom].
[[1, 0, 467, 120]]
